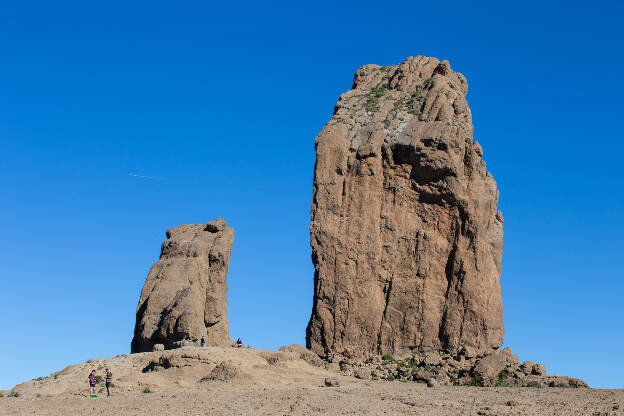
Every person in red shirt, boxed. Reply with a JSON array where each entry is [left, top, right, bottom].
[[88, 370, 97, 398]]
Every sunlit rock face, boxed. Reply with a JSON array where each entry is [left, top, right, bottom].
[[307, 56, 504, 360]]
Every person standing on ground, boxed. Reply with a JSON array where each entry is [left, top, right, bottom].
[[105, 368, 112, 397], [88, 370, 97, 398], [201, 336, 205, 347]]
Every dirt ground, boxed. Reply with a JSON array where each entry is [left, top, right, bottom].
[[1, 347, 622, 416]]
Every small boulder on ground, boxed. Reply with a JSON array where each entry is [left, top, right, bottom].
[[325, 378, 340, 387], [354, 368, 371, 380], [201, 361, 241, 382]]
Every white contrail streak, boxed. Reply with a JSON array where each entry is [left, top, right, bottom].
[[128, 173, 173, 181]]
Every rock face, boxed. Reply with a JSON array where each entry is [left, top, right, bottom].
[[131, 219, 234, 353], [307, 56, 504, 360]]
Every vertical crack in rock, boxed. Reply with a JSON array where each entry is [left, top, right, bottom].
[[307, 56, 504, 360], [131, 218, 234, 352]]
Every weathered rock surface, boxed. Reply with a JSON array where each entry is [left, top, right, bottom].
[[338, 347, 587, 388], [278, 344, 326, 368], [201, 361, 243, 382], [131, 219, 234, 353], [307, 56, 504, 360]]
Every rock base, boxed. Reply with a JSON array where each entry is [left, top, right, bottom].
[[338, 347, 587, 388]]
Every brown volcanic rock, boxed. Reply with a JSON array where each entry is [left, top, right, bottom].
[[307, 56, 504, 360], [131, 218, 234, 353]]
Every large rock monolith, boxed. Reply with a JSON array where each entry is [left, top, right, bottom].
[[307, 56, 504, 360], [131, 218, 234, 353]]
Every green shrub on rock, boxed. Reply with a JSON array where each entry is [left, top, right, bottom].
[[469, 375, 483, 387]]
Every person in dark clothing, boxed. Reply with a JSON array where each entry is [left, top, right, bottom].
[[105, 368, 112, 397], [201, 336, 205, 347], [88, 370, 97, 398], [236, 338, 243, 348]]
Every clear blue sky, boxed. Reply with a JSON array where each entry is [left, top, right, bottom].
[[1, 0, 622, 390]]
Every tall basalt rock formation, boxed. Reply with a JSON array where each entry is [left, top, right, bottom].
[[131, 218, 234, 353], [307, 56, 504, 360]]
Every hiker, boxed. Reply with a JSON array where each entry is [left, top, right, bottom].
[[201, 336, 205, 347], [88, 370, 97, 398], [105, 368, 112, 397], [236, 338, 243, 348]]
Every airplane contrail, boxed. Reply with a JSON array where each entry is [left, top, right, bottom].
[[128, 173, 174, 181]]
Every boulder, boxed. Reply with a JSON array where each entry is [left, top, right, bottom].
[[411, 367, 433, 382], [324, 378, 340, 387], [152, 344, 164, 352], [546, 376, 587, 388], [307, 56, 504, 359], [568, 377, 588, 388], [423, 352, 442, 366], [532, 363, 546, 376], [201, 361, 241, 382], [131, 219, 234, 353], [354, 368, 371, 380], [521, 361, 535, 375], [473, 352, 508, 381]]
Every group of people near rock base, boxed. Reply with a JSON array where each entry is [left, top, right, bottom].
[[87, 336, 244, 397], [88, 368, 112, 398], [200, 336, 244, 348]]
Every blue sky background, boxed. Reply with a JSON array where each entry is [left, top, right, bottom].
[[1, 0, 623, 390]]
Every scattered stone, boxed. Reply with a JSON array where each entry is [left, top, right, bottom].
[[335, 346, 585, 388], [152, 344, 164, 352], [427, 379, 437, 388], [131, 219, 234, 353]]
